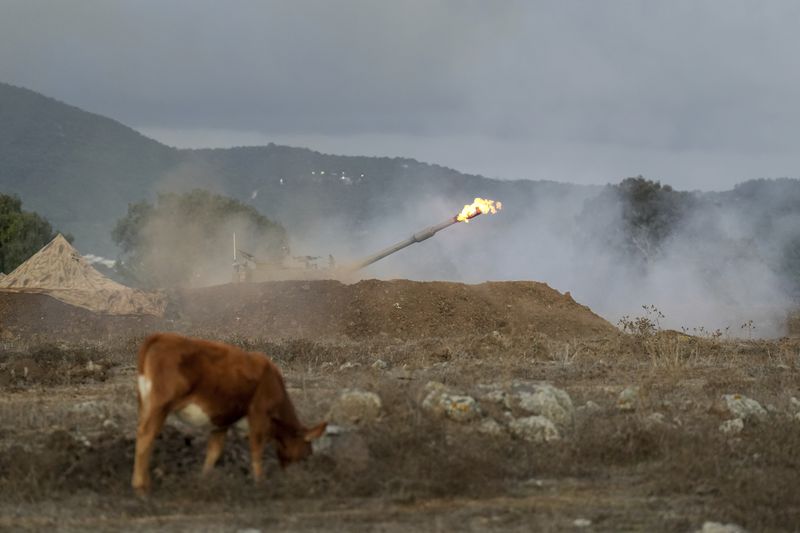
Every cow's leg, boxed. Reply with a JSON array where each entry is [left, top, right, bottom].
[[131, 405, 168, 496], [202, 428, 227, 476], [247, 416, 272, 482]]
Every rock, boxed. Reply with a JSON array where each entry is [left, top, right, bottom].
[[420, 381, 449, 416], [573, 518, 592, 528], [371, 359, 388, 370], [722, 394, 767, 422], [441, 394, 481, 422], [719, 418, 744, 435], [617, 386, 640, 411], [509, 416, 560, 443], [85, 360, 104, 373], [338, 361, 360, 371], [327, 389, 382, 425], [507, 382, 574, 428], [476, 385, 508, 406], [477, 418, 505, 436], [697, 521, 747, 533], [790, 396, 800, 413], [421, 383, 480, 422]]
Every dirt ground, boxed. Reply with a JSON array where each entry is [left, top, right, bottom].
[[1, 280, 799, 532]]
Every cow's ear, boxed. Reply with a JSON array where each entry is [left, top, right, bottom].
[[304, 422, 327, 442]]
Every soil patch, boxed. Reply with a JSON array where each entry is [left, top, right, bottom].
[[175, 279, 614, 341], [0, 292, 160, 342], [1, 279, 615, 343]]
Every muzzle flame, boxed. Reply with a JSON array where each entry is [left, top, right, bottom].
[[456, 198, 502, 222]]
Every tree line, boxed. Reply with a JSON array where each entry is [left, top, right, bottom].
[[2, 178, 800, 299]]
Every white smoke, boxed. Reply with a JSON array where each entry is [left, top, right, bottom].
[[329, 179, 798, 338]]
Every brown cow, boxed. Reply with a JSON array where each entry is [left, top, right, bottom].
[[131, 332, 326, 495]]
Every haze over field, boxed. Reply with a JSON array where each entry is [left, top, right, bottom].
[[2, 2, 800, 335]]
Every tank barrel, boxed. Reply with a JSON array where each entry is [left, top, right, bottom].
[[350, 215, 466, 271], [232, 198, 498, 282]]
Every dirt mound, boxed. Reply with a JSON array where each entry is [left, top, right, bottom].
[[175, 279, 614, 341], [1, 279, 615, 342], [0, 292, 161, 342], [0, 234, 165, 316]]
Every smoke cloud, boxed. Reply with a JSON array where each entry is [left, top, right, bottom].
[[292, 177, 799, 338]]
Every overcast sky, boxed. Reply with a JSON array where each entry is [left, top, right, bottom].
[[2, 1, 799, 189]]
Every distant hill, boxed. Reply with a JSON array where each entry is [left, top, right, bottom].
[[0, 82, 593, 256], [0, 83, 178, 254], [3, 82, 800, 333]]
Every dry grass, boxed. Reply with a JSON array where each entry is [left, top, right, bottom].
[[2, 333, 800, 530]]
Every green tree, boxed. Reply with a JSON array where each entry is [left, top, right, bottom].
[[0, 193, 67, 274], [578, 176, 693, 265], [616, 177, 693, 261], [112, 189, 288, 288]]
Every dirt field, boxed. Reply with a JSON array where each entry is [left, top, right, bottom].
[[1, 280, 799, 532]]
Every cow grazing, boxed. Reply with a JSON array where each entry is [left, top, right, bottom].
[[131, 332, 327, 495]]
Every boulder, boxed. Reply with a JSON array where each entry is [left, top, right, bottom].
[[617, 386, 640, 412], [421, 383, 481, 422], [790, 396, 800, 414], [420, 381, 449, 417], [477, 418, 505, 436], [327, 389, 382, 426], [509, 415, 560, 443], [440, 394, 481, 422], [722, 394, 766, 422], [475, 384, 508, 406], [506, 382, 574, 428], [719, 418, 744, 435]]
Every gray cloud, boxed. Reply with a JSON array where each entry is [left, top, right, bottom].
[[2, 1, 800, 188]]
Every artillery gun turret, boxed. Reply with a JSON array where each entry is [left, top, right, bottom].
[[233, 198, 501, 283]]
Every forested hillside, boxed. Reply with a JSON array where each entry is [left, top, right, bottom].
[[0, 82, 591, 256], [1, 81, 799, 330]]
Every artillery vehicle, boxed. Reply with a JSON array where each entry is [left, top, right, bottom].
[[232, 198, 501, 283]]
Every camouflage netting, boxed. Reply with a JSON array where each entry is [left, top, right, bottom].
[[0, 234, 165, 316]]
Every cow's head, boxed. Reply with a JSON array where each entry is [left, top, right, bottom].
[[275, 422, 327, 467]]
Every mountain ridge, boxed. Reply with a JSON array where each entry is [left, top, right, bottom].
[[0, 81, 593, 256]]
